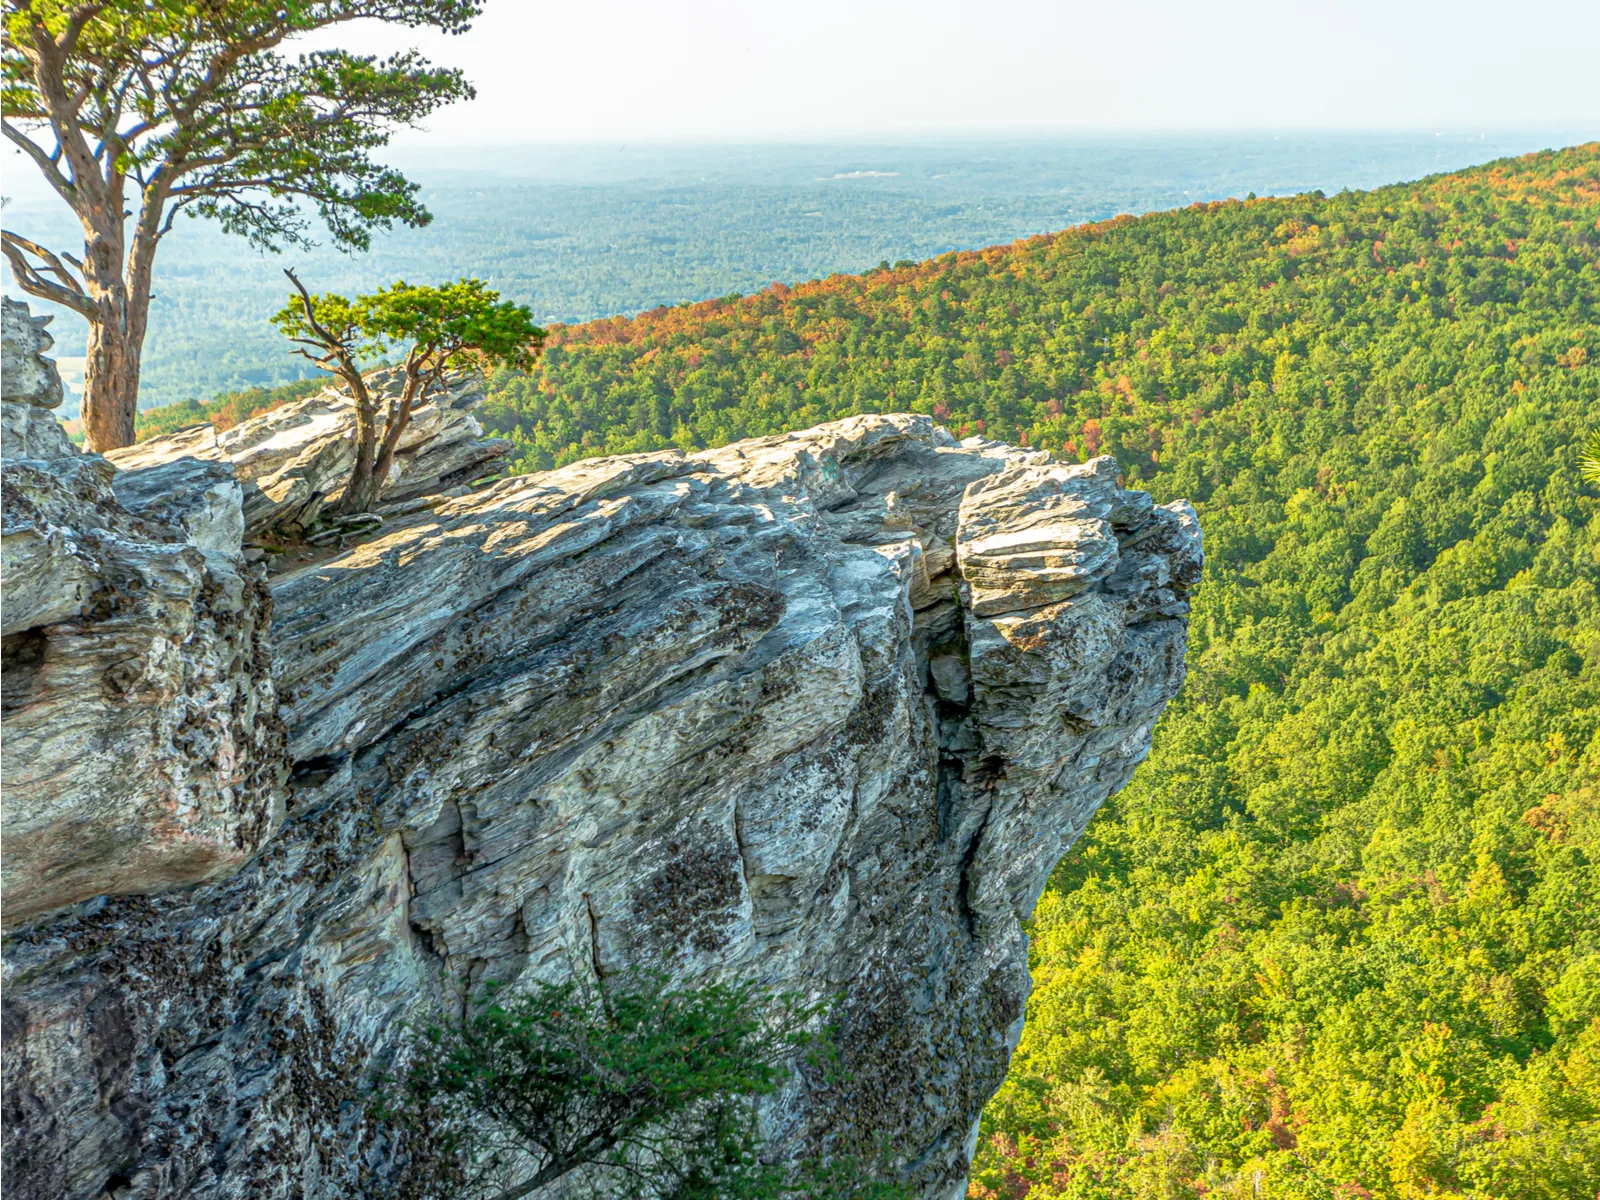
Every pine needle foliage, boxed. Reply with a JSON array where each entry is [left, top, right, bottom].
[[1582, 430, 1600, 485], [376, 973, 910, 1200]]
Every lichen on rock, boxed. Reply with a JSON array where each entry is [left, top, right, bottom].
[[1, 448, 282, 928]]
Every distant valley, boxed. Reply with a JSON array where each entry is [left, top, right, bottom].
[[2, 132, 1581, 412]]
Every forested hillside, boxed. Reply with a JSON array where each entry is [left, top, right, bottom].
[[493, 144, 1600, 1199], [41, 134, 1557, 409], [136, 145, 1600, 1197]]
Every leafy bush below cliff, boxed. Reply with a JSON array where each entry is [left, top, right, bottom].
[[379, 973, 907, 1200]]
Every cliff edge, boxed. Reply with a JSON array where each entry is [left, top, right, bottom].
[[1, 311, 1200, 1199]]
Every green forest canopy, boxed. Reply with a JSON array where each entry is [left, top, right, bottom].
[[138, 144, 1600, 1198]]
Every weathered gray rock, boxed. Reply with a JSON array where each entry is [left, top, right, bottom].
[[110, 456, 249, 555], [0, 447, 283, 930], [1, 400, 76, 460], [2, 296, 65, 408], [2, 297, 74, 460], [105, 369, 508, 535], [2, 414, 1200, 1200]]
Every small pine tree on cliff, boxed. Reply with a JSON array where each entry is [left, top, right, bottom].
[[377, 972, 910, 1200], [274, 271, 544, 515]]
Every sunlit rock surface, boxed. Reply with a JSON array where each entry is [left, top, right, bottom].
[[2, 413, 1199, 1200], [105, 368, 509, 535], [1, 297, 74, 460]]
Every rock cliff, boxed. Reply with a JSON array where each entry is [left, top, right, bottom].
[[1, 323, 1200, 1199], [105, 368, 509, 537]]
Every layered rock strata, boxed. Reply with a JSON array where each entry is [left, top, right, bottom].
[[2, 409, 1199, 1200], [105, 368, 510, 536], [1, 297, 75, 461]]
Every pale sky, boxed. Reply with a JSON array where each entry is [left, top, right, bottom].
[[299, 0, 1600, 144]]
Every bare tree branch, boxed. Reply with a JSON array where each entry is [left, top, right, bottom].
[[284, 269, 355, 361], [58, 4, 111, 59], [2, 120, 76, 201], [1, 231, 95, 317], [1, 231, 89, 295]]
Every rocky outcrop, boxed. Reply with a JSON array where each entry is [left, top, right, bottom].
[[105, 369, 510, 536], [1, 297, 74, 460], [0, 444, 281, 930], [2, 408, 1200, 1199]]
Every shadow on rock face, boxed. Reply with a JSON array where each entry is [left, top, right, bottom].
[[1, 411, 1201, 1200]]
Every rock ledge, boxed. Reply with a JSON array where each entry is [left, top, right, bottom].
[[2, 409, 1199, 1200]]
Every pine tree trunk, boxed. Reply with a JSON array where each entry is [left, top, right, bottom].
[[77, 202, 151, 455], [80, 315, 140, 452], [341, 359, 426, 515], [10, 29, 161, 454], [338, 392, 381, 516]]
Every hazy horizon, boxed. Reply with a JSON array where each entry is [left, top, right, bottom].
[[4, 130, 1595, 412]]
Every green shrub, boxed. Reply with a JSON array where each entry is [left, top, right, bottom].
[[377, 972, 909, 1200]]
